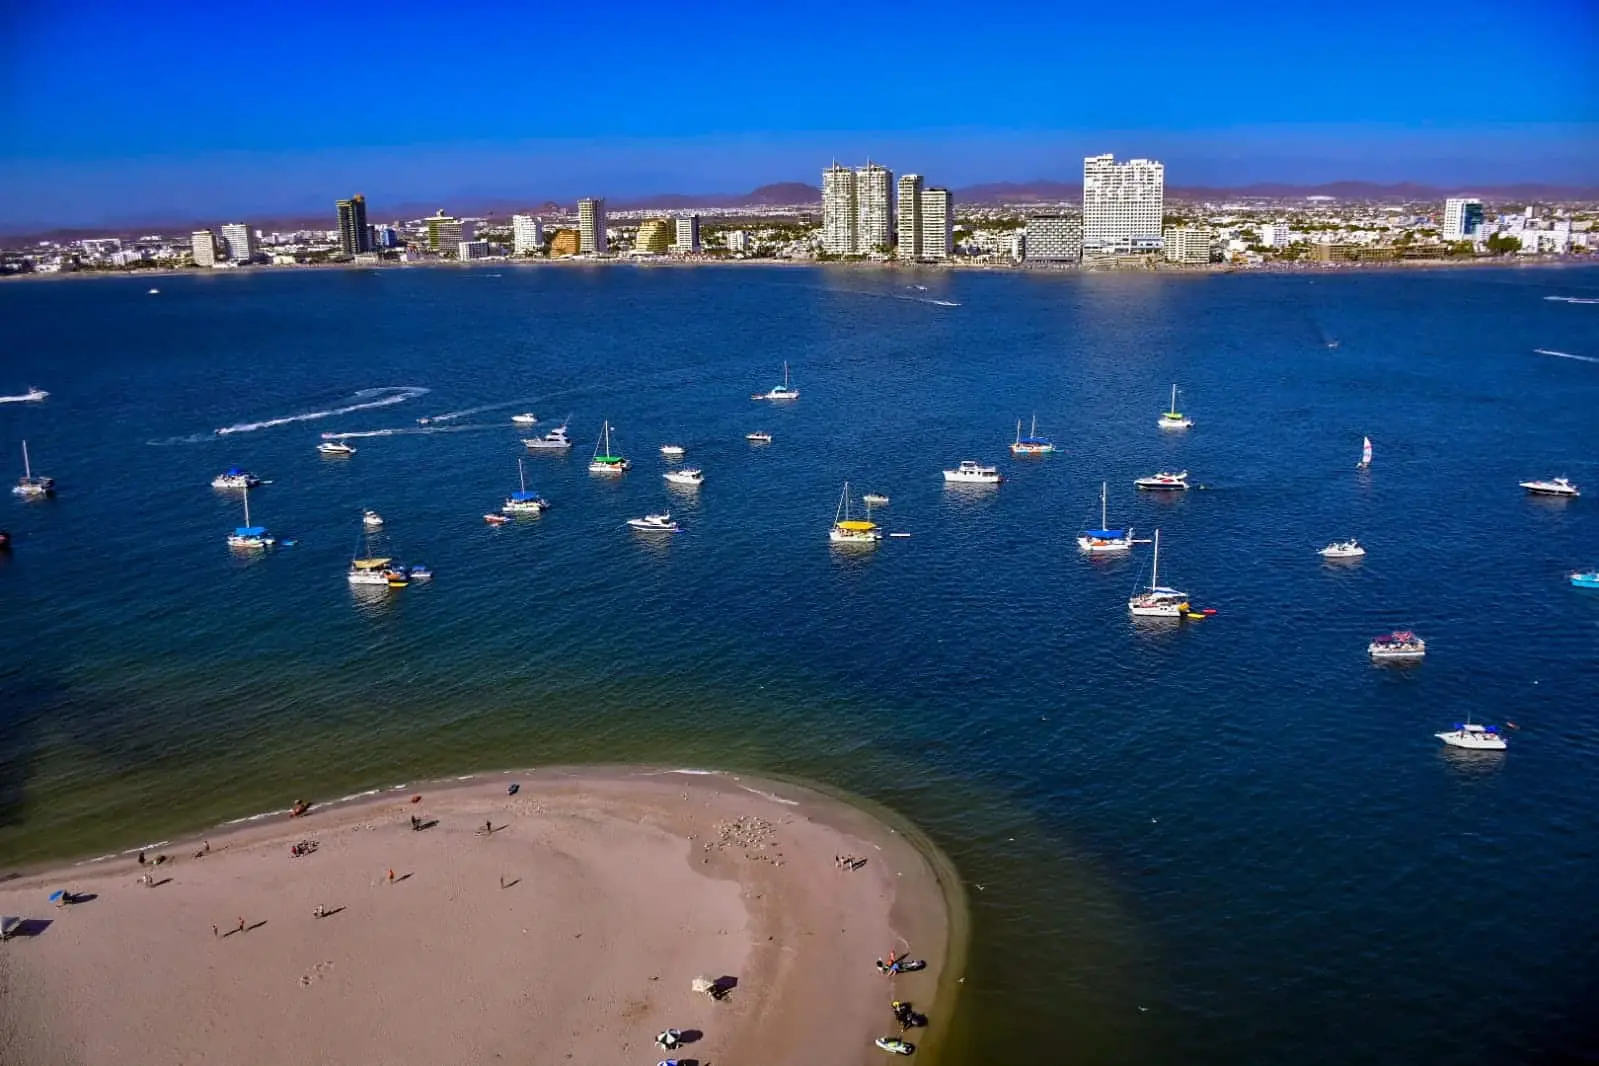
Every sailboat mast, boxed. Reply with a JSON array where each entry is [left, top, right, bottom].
[[519, 457, 527, 492], [1151, 529, 1160, 588], [242, 483, 251, 527], [1170, 384, 1177, 413], [21, 440, 30, 479], [1101, 481, 1108, 528]]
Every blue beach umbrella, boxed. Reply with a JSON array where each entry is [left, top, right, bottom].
[[47, 890, 66, 903]]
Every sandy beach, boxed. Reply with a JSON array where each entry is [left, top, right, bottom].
[[0, 768, 958, 1066]]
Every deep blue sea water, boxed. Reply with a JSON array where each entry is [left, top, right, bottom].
[[2, 262, 1598, 1064]]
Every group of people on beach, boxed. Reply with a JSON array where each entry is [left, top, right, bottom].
[[834, 854, 868, 871]]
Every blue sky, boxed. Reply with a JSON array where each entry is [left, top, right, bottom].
[[0, 0, 1594, 227]]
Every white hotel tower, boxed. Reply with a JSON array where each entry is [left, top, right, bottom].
[[1082, 154, 1165, 253]]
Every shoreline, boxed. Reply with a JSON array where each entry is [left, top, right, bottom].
[[0, 765, 966, 1066]]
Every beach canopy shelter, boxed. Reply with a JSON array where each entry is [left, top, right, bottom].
[[691, 976, 716, 996]]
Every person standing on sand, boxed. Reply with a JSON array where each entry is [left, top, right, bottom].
[[212, 924, 218, 938], [237, 917, 245, 934], [388, 868, 395, 884]]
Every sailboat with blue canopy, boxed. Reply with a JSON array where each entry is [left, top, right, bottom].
[[1010, 414, 1057, 456], [226, 483, 275, 548], [1077, 481, 1132, 553], [502, 458, 549, 514]]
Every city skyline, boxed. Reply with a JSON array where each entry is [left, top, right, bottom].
[[1, 0, 1594, 228]]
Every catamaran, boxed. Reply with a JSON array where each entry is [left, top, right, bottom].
[[752, 361, 799, 401], [502, 458, 549, 514], [524, 417, 573, 451], [1357, 436, 1372, 469], [588, 420, 629, 475], [11, 441, 54, 498], [226, 483, 275, 549], [347, 532, 406, 587], [1158, 385, 1192, 430], [829, 482, 882, 546], [1010, 415, 1057, 456], [1078, 481, 1132, 553], [1128, 529, 1190, 617], [211, 467, 262, 490]]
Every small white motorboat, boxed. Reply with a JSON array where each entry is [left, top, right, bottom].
[[942, 460, 1002, 484], [363, 510, 384, 528], [510, 412, 538, 425], [863, 493, 889, 506], [147, 288, 160, 295], [627, 513, 679, 533], [1436, 720, 1507, 750], [1369, 631, 1425, 660], [746, 431, 773, 444], [663, 468, 703, 486], [660, 444, 686, 458], [1519, 476, 1579, 497], [317, 441, 356, 457], [1319, 539, 1365, 559], [1135, 470, 1188, 491]]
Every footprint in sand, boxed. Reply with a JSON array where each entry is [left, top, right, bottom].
[[298, 960, 336, 988]]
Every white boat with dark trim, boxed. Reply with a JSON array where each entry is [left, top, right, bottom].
[[1436, 720, 1507, 750], [362, 509, 384, 528], [11, 441, 54, 498], [588, 421, 629, 475], [1009, 415, 1057, 456], [211, 466, 262, 490], [1368, 631, 1425, 660], [1319, 539, 1365, 559], [1135, 470, 1188, 491], [1078, 481, 1132, 553], [0, 387, 49, 404], [502, 458, 550, 514], [1519, 476, 1579, 497], [510, 412, 538, 425], [746, 431, 772, 444], [863, 493, 889, 506], [1157, 384, 1192, 430], [943, 460, 1003, 484], [829, 482, 882, 546], [660, 444, 686, 458], [627, 513, 679, 533], [1128, 529, 1189, 617], [752, 361, 799, 401], [226, 483, 276, 549], [524, 418, 573, 451], [317, 441, 356, 457], [663, 468, 703, 487]]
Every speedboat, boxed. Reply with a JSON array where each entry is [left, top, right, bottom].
[[147, 288, 159, 295], [663, 468, 703, 486], [1519, 476, 1579, 497], [830, 482, 881, 546], [1158, 384, 1192, 430], [589, 420, 629, 474], [943, 460, 1002, 484], [863, 493, 889, 506], [1570, 570, 1599, 589], [751, 361, 799, 401], [875, 1037, 915, 1055], [11, 441, 54, 498], [1436, 721, 1507, 750], [510, 412, 538, 425], [407, 565, 433, 581], [483, 513, 510, 525], [211, 467, 262, 490], [1078, 482, 1132, 553], [524, 422, 572, 451], [1369, 631, 1425, 660], [746, 431, 772, 444], [1319, 539, 1365, 559], [317, 441, 356, 456], [1128, 529, 1191, 618], [627, 513, 679, 533], [1134, 470, 1188, 491], [7, 387, 49, 403], [1009, 415, 1056, 456], [362, 510, 384, 528], [660, 444, 686, 458]]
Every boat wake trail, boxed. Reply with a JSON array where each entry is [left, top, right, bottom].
[[832, 288, 961, 308], [1544, 296, 1599, 305], [413, 397, 541, 425], [1534, 348, 1598, 363], [318, 423, 501, 440], [213, 386, 430, 436]]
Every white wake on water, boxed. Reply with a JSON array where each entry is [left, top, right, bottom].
[[213, 386, 429, 436], [1535, 348, 1598, 363], [1544, 296, 1599, 305], [319, 422, 500, 440], [414, 397, 542, 425]]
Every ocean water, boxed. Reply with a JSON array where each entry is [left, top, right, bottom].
[[3, 262, 1598, 1064]]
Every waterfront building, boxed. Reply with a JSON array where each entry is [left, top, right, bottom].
[[336, 194, 371, 257], [577, 198, 608, 254], [190, 230, 218, 267], [918, 187, 953, 260], [1442, 197, 1485, 240], [549, 229, 582, 256], [1082, 154, 1164, 253], [1023, 216, 1082, 262], [457, 240, 490, 260], [897, 174, 924, 259], [821, 163, 857, 255], [511, 214, 544, 255], [634, 219, 674, 254], [426, 211, 465, 251], [725, 229, 750, 253], [1164, 226, 1213, 265], [220, 222, 255, 263], [1258, 220, 1290, 248], [856, 162, 894, 255], [374, 225, 400, 249], [673, 215, 701, 254]]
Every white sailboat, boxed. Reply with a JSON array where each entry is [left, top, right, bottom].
[[829, 481, 881, 546], [226, 483, 275, 548], [588, 420, 629, 475], [11, 440, 55, 497], [1158, 384, 1192, 430], [752, 361, 799, 401], [1078, 481, 1132, 553], [1128, 529, 1190, 618], [1357, 436, 1372, 469], [502, 458, 549, 513]]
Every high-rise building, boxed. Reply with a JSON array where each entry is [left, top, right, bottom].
[[511, 214, 544, 255], [918, 187, 953, 260], [673, 215, 701, 253], [426, 211, 465, 251], [896, 174, 924, 259], [1442, 197, 1485, 240], [634, 219, 674, 254], [1163, 226, 1212, 265], [1082, 154, 1165, 253], [856, 162, 894, 254], [821, 163, 857, 255], [577, 198, 608, 254], [190, 230, 218, 267], [1257, 221, 1290, 249], [336, 195, 371, 257], [220, 222, 255, 263], [374, 225, 400, 249], [1023, 216, 1082, 262]]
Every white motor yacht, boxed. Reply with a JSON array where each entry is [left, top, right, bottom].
[[663, 468, 703, 486], [1436, 721, 1507, 750], [1369, 631, 1426, 660], [1134, 470, 1189, 491], [510, 412, 538, 425], [524, 421, 572, 451], [1519, 476, 1580, 497], [211, 467, 262, 490], [746, 431, 773, 444], [362, 509, 384, 528], [627, 513, 679, 533], [317, 441, 356, 457], [1319, 539, 1365, 559], [943, 460, 1003, 484]]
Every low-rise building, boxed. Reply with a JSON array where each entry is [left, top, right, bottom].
[[725, 230, 750, 253], [549, 229, 582, 257], [1163, 226, 1212, 265], [458, 240, 491, 260]]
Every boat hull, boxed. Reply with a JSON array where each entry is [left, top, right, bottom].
[[1570, 573, 1599, 588], [1437, 732, 1507, 750], [1078, 537, 1131, 553]]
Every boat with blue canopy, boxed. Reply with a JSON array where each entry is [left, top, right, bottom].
[[1571, 570, 1599, 589], [502, 459, 549, 514], [1078, 481, 1132, 553], [226, 483, 275, 549], [1010, 414, 1056, 456]]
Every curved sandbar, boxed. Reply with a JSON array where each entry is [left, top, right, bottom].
[[0, 766, 961, 1066]]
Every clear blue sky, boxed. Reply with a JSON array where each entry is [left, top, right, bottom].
[[0, 0, 1594, 227]]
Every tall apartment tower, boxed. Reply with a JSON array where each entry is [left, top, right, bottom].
[[821, 163, 858, 255], [220, 222, 255, 263], [918, 187, 953, 260], [1082, 155, 1164, 252], [896, 174, 924, 259], [511, 214, 544, 255], [577, 198, 608, 254], [855, 162, 894, 254], [336, 194, 371, 257], [1442, 197, 1484, 240], [190, 230, 218, 267], [674, 215, 701, 253]]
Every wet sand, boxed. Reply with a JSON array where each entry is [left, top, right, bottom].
[[0, 767, 958, 1066]]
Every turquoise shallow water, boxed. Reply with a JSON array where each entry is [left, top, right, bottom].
[[3, 263, 1599, 1064]]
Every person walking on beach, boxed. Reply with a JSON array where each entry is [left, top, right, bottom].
[[485, 819, 492, 834], [237, 917, 246, 934], [388, 868, 395, 885], [212, 924, 218, 938]]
